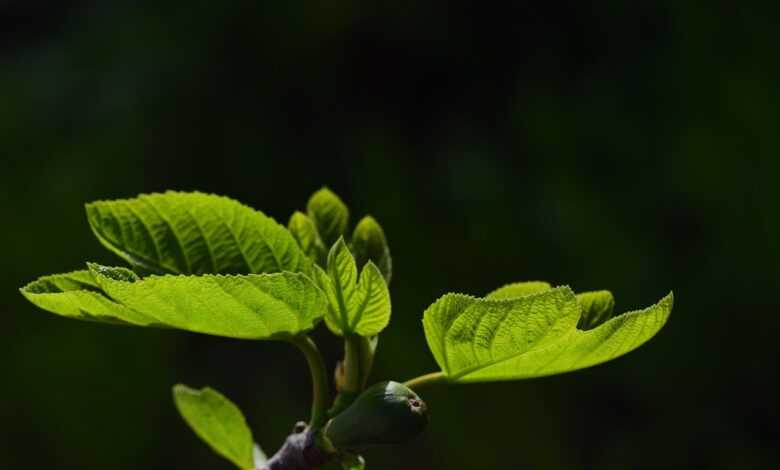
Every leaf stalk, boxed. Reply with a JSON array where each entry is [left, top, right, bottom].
[[403, 372, 445, 391], [290, 335, 330, 429]]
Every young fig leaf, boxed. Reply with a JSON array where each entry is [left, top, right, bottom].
[[315, 239, 391, 336], [307, 187, 349, 248], [19, 269, 158, 326], [86, 191, 311, 276], [173, 385, 254, 470], [288, 211, 327, 266], [89, 263, 327, 339], [351, 215, 392, 284], [423, 287, 672, 383]]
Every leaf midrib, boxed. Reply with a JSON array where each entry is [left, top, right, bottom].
[[141, 196, 193, 273], [330, 256, 352, 331], [349, 267, 376, 331]]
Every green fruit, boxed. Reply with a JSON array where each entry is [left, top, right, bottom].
[[325, 381, 428, 449]]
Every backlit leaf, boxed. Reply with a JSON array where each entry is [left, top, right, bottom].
[[173, 385, 254, 470], [423, 287, 672, 382], [307, 187, 349, 248], [90, 263, 326, 339], [288, 211, 326, 266], [351, 215, 392, 284], [316, 239, 390, 336], [86, 191, 310, 276], [19, 269, 158, 326]]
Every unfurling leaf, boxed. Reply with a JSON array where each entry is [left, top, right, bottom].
[[86, 191, 311, 276], [288, 211, 327, 266], [89, 263, 327, 339], [351, 215, 392, 284], [315, 238, 391, 336], [19, 269, 158, 326], [307, 187, 349, 248], [423, 286, 672, 383], [173, 385, 254, 470]]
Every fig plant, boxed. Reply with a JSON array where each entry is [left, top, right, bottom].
[[19, 188, 673, 469]]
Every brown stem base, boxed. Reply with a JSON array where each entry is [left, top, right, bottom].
[[259, 422, 331, 470]]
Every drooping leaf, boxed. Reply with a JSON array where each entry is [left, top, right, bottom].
[[576, 290, 615, 330], [19, 269, 158, 326], [351, 215, 392, 284], [288, 211, 326, 266], [486, 281, 552, 300], [315, 239, 391, 336], [173, 385, 254, 470], [307, 187, 349, 248], [85, 191, 310, 276], [423, 287, 672, 382], [89, 263, 326, 339]]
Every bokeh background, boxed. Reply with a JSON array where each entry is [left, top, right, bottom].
[[2, 2, 778, 469]]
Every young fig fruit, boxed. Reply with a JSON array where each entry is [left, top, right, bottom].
[[324, 381, 428, 449]]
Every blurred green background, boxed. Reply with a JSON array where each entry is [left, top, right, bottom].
[[1, 1, 778, 469]]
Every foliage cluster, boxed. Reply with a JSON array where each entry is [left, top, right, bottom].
[[20, 189, 672, 469]]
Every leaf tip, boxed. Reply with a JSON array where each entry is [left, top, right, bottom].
[[355, 214, 379, 227], [662, 290, 674, 310], [328, 235, 350, 258], [172, 384, 200, 403]]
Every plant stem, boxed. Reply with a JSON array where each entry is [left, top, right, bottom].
[[403, 372, 446, 390], [357, 335, 377, 389], [342, 334, 362, 392], [290, 335, 329, 430]]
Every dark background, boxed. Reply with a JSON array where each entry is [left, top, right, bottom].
[[2, 1, 778, 469]]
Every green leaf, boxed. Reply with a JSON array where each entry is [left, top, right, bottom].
[[486, 283, 617, 330], [288, 211, 326, 266], [173, 385, 254, 470], [485, 281, 552, 300], [576, 290, 615, 330], [307, 187, 349, 248], [351, 215, 392, 284], [86, 191, 311, 276], [19, 269, 158, 326], [89, 263, 327, 339], [423, 287, 672, 382], [316, 239, 391, 336]]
